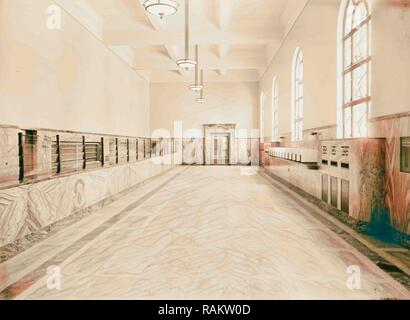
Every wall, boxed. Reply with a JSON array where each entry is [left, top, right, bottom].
[[371, 0, 410, 118], [0, 0, 165, 248], [150, 82, 259, 136], [0, 154, 176, 247], [0, 0, 150, 137], [259, 0, 410, 235], [259, 0, 410, 140], [259, 0, 339, 140]]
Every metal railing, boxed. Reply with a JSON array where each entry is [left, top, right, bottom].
[[51, 136, 103, 175], [0, 130, 257, 187], [0, 132, 178, 187]]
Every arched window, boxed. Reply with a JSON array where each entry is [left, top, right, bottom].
[[292, 48, 303, 142], [260, 92, 265, 143], [340, 0, 371, 138], [272, 77, 279, 142]]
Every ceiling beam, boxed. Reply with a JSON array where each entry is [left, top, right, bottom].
[[131, 55, 266, 71], [149, 69, 260, 83], [216, 0, 235, 76], [218, 44, 230, 59], [103, 29, 282, 46], [141, 4, 184, 76], [218, 0, 235, 30]]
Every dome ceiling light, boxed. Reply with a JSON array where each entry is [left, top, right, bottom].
[[196, 70, 206, 104], [176, 0, 196, 70], [143, 0, 179, 20], [189, 45, 203, 92]]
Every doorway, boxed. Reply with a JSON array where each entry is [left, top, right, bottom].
[[203, 124, 235, 165], [211, 133, 230, 165]]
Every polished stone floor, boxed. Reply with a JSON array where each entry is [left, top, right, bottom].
[[1, 166, 409, 299]]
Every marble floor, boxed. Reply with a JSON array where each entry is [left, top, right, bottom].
[[1, 166, 409, 300]]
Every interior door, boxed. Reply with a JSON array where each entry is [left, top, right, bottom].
[[211, 134, 230, 165]]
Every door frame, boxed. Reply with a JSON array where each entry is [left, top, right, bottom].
[[203, 124, 236, 166], [210, 132, 231, 165]]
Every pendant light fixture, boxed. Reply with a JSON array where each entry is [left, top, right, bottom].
[[189, 45, 203, 91], [176, 0, 196, 70], [196, 70, 206, 104], [143, 0, 178, 19], [143, 0, 179, 19]]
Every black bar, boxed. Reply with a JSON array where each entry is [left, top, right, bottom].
[[143, 139, 146, 159], [101, 137, 105, 167], [18, 132, 24, 182], [203, 137, 206, 166], [0, 300, 404, 318], [116, 138, 119, 164], [127, 139, 130, 162], [136, 139, 138, 161], [82, 136, 86, 170], [56, 135, 61, 174]]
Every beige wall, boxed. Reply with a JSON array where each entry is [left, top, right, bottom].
[[150, 82, 259, 135], [0, 0, 407, 139], [259, 0, 410, 140], [371, 0, 410, 117], [260, 0, 339, 139], [0, 0, 150, 137]]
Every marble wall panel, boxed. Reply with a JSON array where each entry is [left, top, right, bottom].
[[0, 156, 175, 247], [265, 157, 322, 199], [182, 139, 204, 165], [370, 113, 410, 235], [0, 127, 19, 182], [235, 139, 253, 165], [350, 139, 386, 223], [0, 186, 29, 246], [263, 113, 409, 235]]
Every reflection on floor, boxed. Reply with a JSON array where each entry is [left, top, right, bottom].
[[1, 166, 409, 300]]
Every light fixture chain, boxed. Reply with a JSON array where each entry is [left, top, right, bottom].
[[195, 45, 199, 85], [200, 70, 204, 98], [185, 0, 189, 59]]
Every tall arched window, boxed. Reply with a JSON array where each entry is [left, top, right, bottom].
[[272, 77, 279, 142], [260, 92, 265, 143], [292, 48, 304, 142], [340, 0, 371, 138]]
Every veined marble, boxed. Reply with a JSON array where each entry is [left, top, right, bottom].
[[0, 127, 19, 182], [262, 112, 410, 235], [369, 113, 410, 235], [264, 157, 322, 199], [8, 166, 409, 300], [0, 156, 176, 247]]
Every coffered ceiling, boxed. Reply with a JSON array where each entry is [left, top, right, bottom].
[[55, 0, 308, 83]]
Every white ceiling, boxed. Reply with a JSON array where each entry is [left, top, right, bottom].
[[56, 0, 308, 83]]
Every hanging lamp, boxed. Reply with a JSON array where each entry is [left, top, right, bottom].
[[143, 0, 179, 19], [189, 45, 203, 91], [176, 0, 196, 70], [196, 70, 206, 103]]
